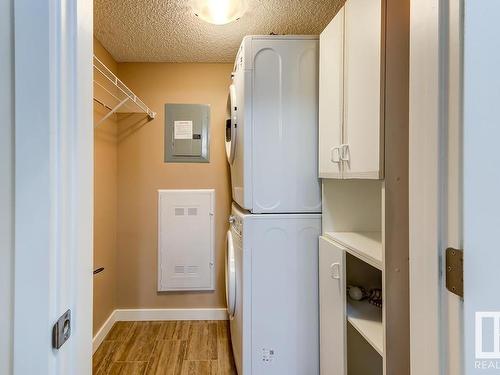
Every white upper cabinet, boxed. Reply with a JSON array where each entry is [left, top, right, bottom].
[[343, 0, 383, 178], [319, 7, 344, 179], [319, 0, 384, 179]]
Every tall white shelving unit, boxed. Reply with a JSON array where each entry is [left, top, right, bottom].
[[320, 180, 385, 374], [318, 0, 410, 374]]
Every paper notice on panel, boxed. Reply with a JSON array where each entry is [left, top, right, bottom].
[[174, 120, 193, 140]]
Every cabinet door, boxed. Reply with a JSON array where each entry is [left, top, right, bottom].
[[319, 7, 344, 179], [319, 236, 346, 375], [343, 0, 383, 179]]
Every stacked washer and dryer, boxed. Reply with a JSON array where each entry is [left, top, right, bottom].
[[224, 35, 322, 375]]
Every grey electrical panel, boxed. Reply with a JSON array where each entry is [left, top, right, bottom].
[[165, 103, 210, 163]]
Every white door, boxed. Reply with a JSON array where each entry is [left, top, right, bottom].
[[463, 1, 500, 373], [319, 7, 344, 179], [319, 236, 346, 375], [343, 0, 383, 179], [13, 0, 93, 374]]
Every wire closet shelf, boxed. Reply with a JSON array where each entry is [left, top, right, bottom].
[[93, 55, 156, 126]]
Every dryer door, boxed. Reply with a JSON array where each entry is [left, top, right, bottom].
[[225, 230, 236, 318], [225, 84, 237, 164]]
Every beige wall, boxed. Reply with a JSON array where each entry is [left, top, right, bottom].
[[0, 0, 14, 372], [93, 37, 119, 334], [91, 43, 233, 328], [116, 63, 232, 309]]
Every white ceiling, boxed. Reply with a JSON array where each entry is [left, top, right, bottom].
[[94, 0, 344, 63]]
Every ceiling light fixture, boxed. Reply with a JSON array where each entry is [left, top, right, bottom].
[[191, 0, 247, 25]]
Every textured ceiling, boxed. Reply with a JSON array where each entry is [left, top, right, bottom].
[[94, 0, 344, 63]]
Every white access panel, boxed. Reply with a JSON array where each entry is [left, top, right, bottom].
[[158, 189, 215, 291]]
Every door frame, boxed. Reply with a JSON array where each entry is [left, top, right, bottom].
[[13, 0, 93, 373], [409, 0, 444, 369], [409, 0, 464, 374]]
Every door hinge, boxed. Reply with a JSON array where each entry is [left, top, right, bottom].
[[445, 247, 463, 298]]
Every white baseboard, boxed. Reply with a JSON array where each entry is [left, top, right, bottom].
[[115, 308, 228, 322], [92, 310, 117, 354], [92, 308, 228, 353]]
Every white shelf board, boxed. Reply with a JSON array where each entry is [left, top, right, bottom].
[[325, 231, 383, 270], [347, 300, 383, 356]]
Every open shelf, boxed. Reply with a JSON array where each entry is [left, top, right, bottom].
[[347, 300, 383, 356], [325, 231, 383, 270], [93, 55, 156, 126]]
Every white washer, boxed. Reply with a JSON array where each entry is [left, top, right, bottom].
[[225, 203, 321, 375], [226, 211, 243, 374], [225, 36, 321, 214]]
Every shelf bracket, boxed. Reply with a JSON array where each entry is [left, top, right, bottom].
[[95, 97, 129, 127]]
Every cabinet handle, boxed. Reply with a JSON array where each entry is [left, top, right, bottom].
[[340, 144, 350, 162], [330, 262, 341, 280], [330, 147, 341, 163]]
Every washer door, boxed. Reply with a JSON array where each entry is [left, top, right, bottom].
[[225, 230, 236, 318], [225, 84, 237, 164]]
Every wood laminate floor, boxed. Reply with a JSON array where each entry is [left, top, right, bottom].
[[93, 321, 237, 375]]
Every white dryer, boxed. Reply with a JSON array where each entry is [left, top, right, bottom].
[[225, 203, 321, 375], [225, 36, 322, 214]]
